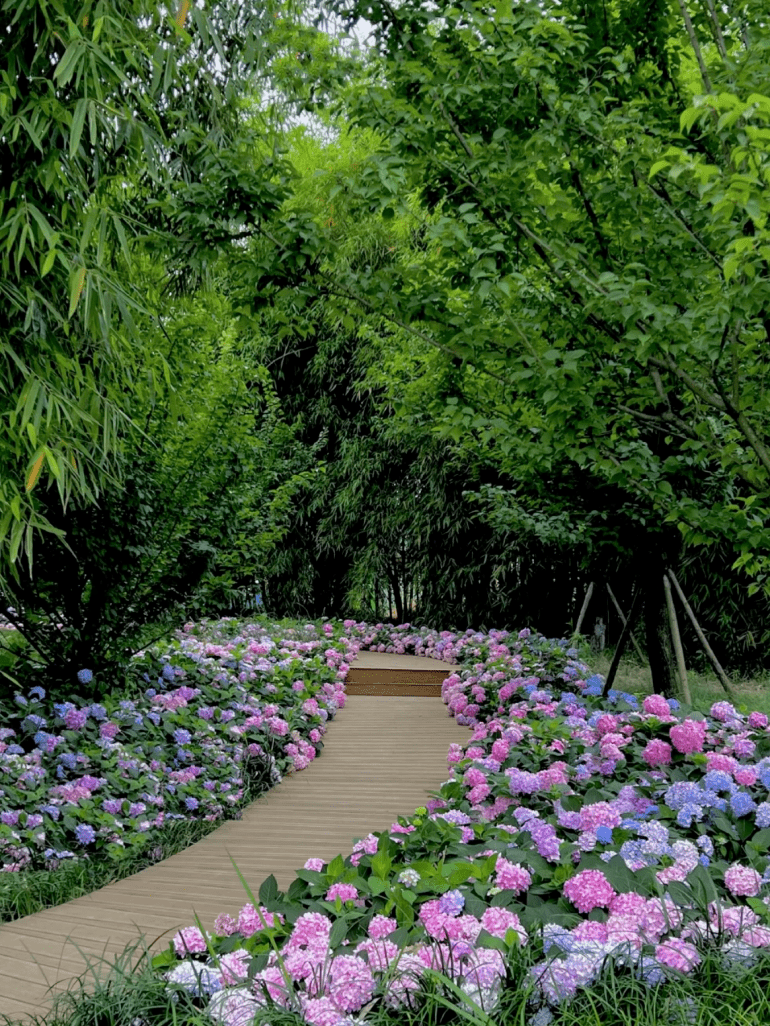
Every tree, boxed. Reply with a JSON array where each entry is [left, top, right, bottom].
[[0, 0, 291, 570], [246, 0, 770, 690]]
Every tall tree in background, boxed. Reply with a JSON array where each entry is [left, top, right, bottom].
[[250, 0, 770, 690]]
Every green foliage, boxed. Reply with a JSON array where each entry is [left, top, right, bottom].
[[0, 0, 292, 570], [261, 0, 770, 603]]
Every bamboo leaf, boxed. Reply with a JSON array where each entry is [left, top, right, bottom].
[[25, 450, 46, 492], [69, 266, 87, 318]]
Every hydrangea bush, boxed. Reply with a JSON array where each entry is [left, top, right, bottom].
[[0, 619, 351, 873], [155, 621, 770, 1026]]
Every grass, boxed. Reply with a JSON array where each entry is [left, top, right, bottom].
[[0, 816, 225, 923], [583, 647, 770, 718], [6, 932, 770, 1026]]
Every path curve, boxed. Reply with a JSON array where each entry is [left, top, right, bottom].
[[0, 658, 466, 1020]]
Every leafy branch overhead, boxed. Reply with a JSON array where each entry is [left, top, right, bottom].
[[262, 0, 770, 591]]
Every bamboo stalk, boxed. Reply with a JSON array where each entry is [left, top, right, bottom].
[[602, 586, 643, 697], [667, 569, 737, 701], [664, 573, 691, 704], [575, 581, 594, 635], [606, 583, 645, 662]]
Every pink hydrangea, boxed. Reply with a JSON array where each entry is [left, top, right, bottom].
[[289, 911, 333, 948], [655, 938, 700, 972], [219, 949, 251, 985], [480, 906, 527, 944], [304, 857, 325, 871], [326, 882, 359, 903], [494, 858, 532, 894], [300, 995, 349, 1026], [578, 801, 621, 832], [463, 767, 487, 787], [706, 752, 738, 774], [643, 694, 671, 718], [749, 711, 768, 730], [172, 926, 208, 956], [609, 891, 647, 916], [213, 913, 237, 936], [237, 903, 283, 935], [563, 870, 616, 913], [669, 719, 706, 754], [641, 896, 682, 939], [327, 954, 375, 1012], [595, 714, 620, 736], [368, 915, 398, 939], [642, 739, 672, 768], [724, 863, 763, 897]]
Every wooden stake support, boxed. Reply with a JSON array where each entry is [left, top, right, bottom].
[[606, 583, 645, 662], [663, 573, 691, 705], [602, 585, 643, 697], [667, 569, 737, 701], [575, 581, 594, 635]]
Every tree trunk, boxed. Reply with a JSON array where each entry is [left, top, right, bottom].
[[640, 551, 678, 695]]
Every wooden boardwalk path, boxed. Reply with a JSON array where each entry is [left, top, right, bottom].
[[0, 653, 465, 1020]]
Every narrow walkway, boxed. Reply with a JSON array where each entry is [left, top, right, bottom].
[[0, 677, 467, 1019]]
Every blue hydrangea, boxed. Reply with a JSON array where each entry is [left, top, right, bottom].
[[677, 804, 704, 828], [40, 805, 60, 821], [185, 797, 199, 810], [23, 714, 47, 730], [667, 698, 680, 711], [28, 686, 46, 701], [146, 688, 157, 698], [89, 704, 107, 721], [703, 770, 735, 793], [542, 924, 576, 954], [619, 692, 638, 707], [75, 823, 96, 845], [595, 825, 614, 844], [756, 803, 770, 828], [58, 752, 77, 769], [14, 695, 28, 706], [77, 669, 93, 685], [730, 792, 757, 818], [696, 835, 714, 856], [162, 664, 175, 681], [439, 889, 466, 916], [174, 729, 192, 746], [699, 855, 711, 867], [665, 781, 704, 811]]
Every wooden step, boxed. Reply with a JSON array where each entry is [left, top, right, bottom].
[[345, 667, 449, 697]]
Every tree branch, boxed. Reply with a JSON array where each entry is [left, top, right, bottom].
[[676, 0, 713, 93]]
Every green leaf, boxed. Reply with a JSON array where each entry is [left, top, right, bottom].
[[70, 98, 88, 159], [329, 917, 348, 949], [41, 249, 57, 277], [258, 874, 278, 906], [370, 851, 392, 880]]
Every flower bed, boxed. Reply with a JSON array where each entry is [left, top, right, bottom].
[[156, 622, 770, 1026], [0, 619, 351, 875]]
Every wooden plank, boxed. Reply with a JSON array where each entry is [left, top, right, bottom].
[[0, 694, 468, 1017]]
